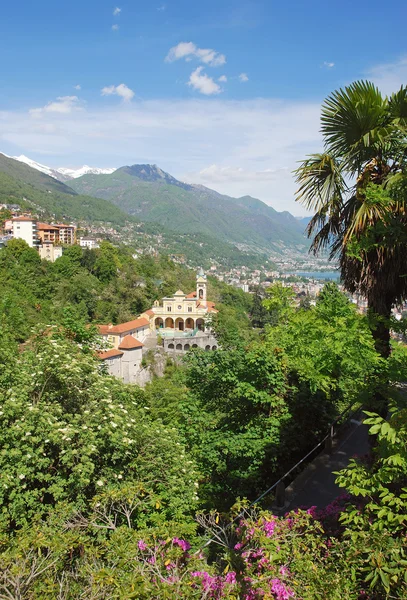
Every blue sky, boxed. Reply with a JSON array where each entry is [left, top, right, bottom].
[[1, 0, 406, 214]]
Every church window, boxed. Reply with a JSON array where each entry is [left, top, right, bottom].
[[177, 305, 182, 309], [199, 289, 204, 299], [188, 306, 192, 312], [167, 306, 172, 312]]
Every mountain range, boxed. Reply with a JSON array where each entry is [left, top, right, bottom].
[[68, 164, 308, 253], [0, 152, 308, 254], [9, 154, 116, 182], [0, 153, 128, 225]]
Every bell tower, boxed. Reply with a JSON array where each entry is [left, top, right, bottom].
[[196, 267, 207, 307]]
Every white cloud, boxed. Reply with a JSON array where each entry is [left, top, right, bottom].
[[113, 7, 121, 16], [166, 41, 226, 67], [218, 75, 227, 82], [11, 56, 406, 215], [29, 96, 82, 117], [239, 73, 249, 82], [322, 61, 335, 68], [2, 97, 322, 214], [74, 84, 81, 90], [157, 4, 166, 10], [112, 24, 119, 31], [189, 164, 286, 183], [366, 55, 407, 96], [101, 84, 135, 102], [188, 67, 221, 95]]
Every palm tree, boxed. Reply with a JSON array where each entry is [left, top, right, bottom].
[[295, 81, 407, 358]]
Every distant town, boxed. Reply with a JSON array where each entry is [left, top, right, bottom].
[[3, 201, 403, 321]]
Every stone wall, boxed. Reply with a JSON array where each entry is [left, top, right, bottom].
[[163, 333, 219, 353]]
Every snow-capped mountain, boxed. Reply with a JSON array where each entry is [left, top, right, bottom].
[[57, 166, 117, 179], [10, 154, 116, 181], [12, 155, 64, 179]]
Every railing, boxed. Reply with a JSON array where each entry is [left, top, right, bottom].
[[158, 327, 200, 338], [199, 399, 364, 550], [252, 400, 362, 509], [185, 327, 199, 338]]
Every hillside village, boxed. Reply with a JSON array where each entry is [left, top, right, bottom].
[[1, 203, 400, 323]]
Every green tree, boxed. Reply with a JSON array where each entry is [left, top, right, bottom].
[[262, 282, 296, 325], [295, 81, 407, 358], [2, 238, 40, 265], [181, 343, 290, 508], [251, 287, 273, 327], [267, 284, 382, 448], [0, 329, 198, 530], [335, 407, 407, 596]]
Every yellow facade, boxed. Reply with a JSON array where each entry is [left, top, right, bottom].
[[148, 272, 216, 332]]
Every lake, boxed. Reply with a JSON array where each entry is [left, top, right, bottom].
[[289, 271, 340, 281]]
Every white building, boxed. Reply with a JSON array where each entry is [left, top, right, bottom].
[[12, 216, 38, 247], [79, 237, 100, 249], [98, 335, 144, 384]]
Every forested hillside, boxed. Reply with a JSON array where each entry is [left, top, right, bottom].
[[0, 238, 252, 341], [69, 164, 308, 252], [1, 81, 407, 596], [0, 154, 275, 270], [0, 153, 129, 224], [0, 236, 406, 598]]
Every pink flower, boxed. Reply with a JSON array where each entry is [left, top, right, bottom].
[[264, 520, 276, 537], [244, 591, 260, 600], [137, 540, 147, 551], [270, 578, 294, 600], [172, 537, 191, 552], [225, 571, 237, 584], [191, 571, 222, 595]]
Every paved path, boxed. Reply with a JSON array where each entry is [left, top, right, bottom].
[[284, 418, 371, 511]]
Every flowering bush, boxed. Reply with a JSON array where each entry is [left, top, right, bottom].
[[0, 497, 406, 599]]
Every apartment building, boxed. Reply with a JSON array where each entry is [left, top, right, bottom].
[[12, 216, 39, 247], [56, 224, 76, 245], [37, 223, 60, 244]]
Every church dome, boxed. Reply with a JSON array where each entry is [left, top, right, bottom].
[[174, 289, 185, 296]]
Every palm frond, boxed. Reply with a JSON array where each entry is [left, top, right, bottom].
[[387, 86, 407, 130], [321, 81, 387, 174], [294, 153, 346, 213]]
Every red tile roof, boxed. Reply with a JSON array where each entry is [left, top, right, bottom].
[[97, 317, 150, 335], [144, 309, 155, 316], [186, 291, 197, 298], [12, 216, 36, 222], [197, 300, 217, 311], [118, 335, 144, 350], [97, 349, 123, 359], [37, 222, 59, 230]]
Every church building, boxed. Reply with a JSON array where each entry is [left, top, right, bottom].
[[141, 268, 217, 332]]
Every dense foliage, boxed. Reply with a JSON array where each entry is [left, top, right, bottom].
[[0, 235, 406, 597], [140, 283, 381, 512]]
